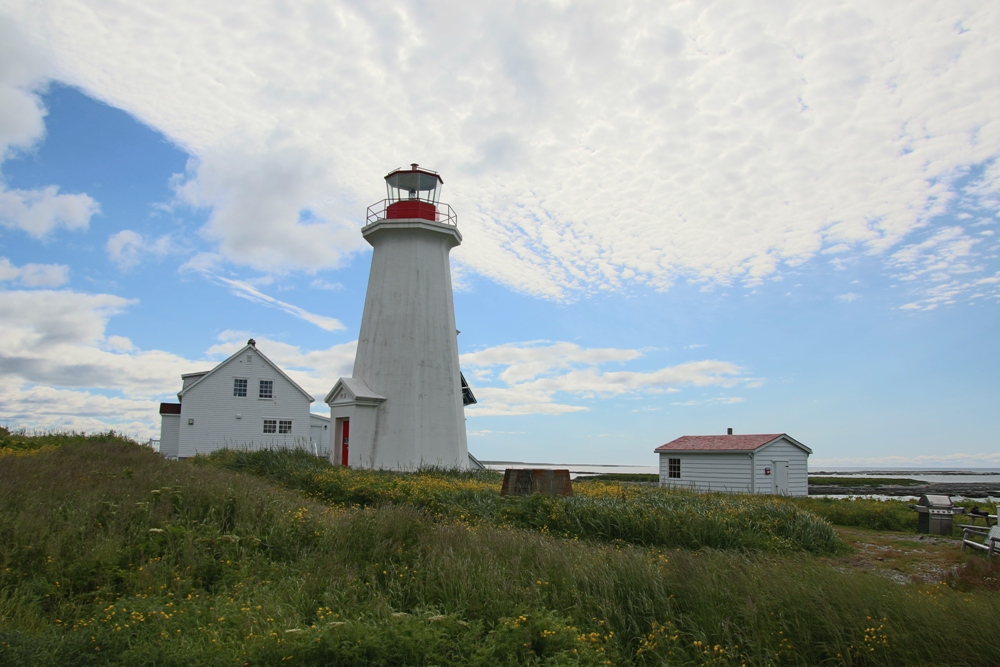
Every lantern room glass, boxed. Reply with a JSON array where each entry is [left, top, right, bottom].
[[385, 167, 443, 205]]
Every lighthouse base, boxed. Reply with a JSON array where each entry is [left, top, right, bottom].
[[326, 376, 470, 471]]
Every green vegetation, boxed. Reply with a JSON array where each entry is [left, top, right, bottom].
[[792, 496, 994, 535], [0, 425, 137, 455], [203, 449, 843, 554], [575, 473, 660, 483], [808, 476, 924, 487], [1, 438, 999, 666], [789, 497, 919, 532]]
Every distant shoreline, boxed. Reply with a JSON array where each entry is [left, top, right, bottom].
[[483, 461, 1000, 475], [812, 469, 1000, 476]]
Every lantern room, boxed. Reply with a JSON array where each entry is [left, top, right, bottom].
[[384, 163, 442, 221]]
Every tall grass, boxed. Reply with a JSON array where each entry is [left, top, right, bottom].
[[788, 497, 918, 532], [0, 425, 139, 456], [3, 440, 1000, 665], [203, 448, 844, 554]]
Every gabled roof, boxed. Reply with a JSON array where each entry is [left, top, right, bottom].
[[178, 343, 315, 403], [324, 377, 387, 405], [654, 433, 812, 455]]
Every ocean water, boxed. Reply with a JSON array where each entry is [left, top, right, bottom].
[[482, 462, 1000, 494]]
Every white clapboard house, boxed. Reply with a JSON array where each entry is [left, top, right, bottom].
[[159, 340, 330, 458], [654, 431, 811, 496]]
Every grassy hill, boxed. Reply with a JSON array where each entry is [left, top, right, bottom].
[[2, 436, 999, 666]]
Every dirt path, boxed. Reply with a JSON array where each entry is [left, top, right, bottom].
[[825, 527, 973, 585]]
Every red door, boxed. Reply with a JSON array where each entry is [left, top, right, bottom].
[[341, 419, 349, 467]]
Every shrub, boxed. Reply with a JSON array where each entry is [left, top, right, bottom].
[[2, 440, 1000, 666], [789, 497, 917, 532], [203, 449, 843, 554]]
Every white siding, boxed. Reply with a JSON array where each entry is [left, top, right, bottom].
[[159, 414, 180, 458], [659, 452, 753, 493], [351, 220, 468, 470], [181, 373, 207, 390], [753, 438, 809, 496], [658, 437, 810, 496], [177, 352, 312, 458], [309, 414, 330, 457]]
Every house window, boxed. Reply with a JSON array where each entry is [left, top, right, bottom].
[[668, 458, 681, 479], [278, 420, 292, 434], [263, 419, 277, 434], [233, 378, 247, 397], [259, 380, 273, 399]]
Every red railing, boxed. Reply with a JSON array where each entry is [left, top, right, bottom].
[[366, 199, 458, 226]]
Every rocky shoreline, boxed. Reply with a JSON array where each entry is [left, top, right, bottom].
[[809, 482, 1000, 498]]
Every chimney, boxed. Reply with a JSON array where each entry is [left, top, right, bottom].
[[727, 427, 733, 435], [248, 338, 256, 347]]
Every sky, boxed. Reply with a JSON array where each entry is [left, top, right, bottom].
[[0, 0, 998, 468]]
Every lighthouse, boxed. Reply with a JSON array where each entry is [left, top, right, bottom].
[[325, 164, 470, 469]]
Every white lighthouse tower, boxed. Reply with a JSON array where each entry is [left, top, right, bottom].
[[325, 164, 469, 470]]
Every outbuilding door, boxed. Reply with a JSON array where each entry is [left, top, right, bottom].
[[772, 460, 789, 495]]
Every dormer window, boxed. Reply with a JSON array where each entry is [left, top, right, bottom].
[[259, 380, 273, 399]]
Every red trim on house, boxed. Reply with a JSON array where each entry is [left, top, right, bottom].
[[159, 403, 181, 415]]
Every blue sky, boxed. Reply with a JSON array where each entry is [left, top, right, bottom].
[[0, 2, 998, 467]]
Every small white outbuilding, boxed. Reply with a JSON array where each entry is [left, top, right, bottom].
[[654, 432, 811, 496], [159, 340, 328, 458]]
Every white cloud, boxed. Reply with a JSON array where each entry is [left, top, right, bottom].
[[0, 256, 68, 287], [310, 278, 343, 291], [0, 292, 354, 438], [461, 341, 750, 416], [206, 330, 355, 399], [836, 292, 862, 303], [0, 182, 97, 238], [3, 2, 998, 299], [0, 17, 48, 157], [175, 148, 364, 272], [199, 273, 345, 331], [891, 226, 1000, 310], [0, 18, 99, 237], [461, 341, 641, 384], [106, 229, 174, 270], [104, 335, 134, 352], [671, 397, 745, 407], [0, 289, 197, 390], [0, 383, 160, 438]]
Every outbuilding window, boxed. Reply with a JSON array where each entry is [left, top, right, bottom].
[[668, 458, 681, 479], [233, 378, 247, 397], [263, 419, 277, 434], [259, 380, 273, 399], [278, 420, 292, 434]]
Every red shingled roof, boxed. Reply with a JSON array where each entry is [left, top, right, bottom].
[[654, 434, 785, 452]]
